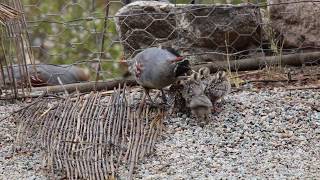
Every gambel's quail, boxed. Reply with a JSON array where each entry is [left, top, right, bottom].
[[130, 47, 190, 103], [1, 64, 89, 87]]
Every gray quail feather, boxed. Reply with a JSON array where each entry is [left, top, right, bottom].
[[1, 64, 89, 87], [129, 47, 190, 104]]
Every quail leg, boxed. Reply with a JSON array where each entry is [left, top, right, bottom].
[[144, 88, 155, 104], [160, 89, 167, 104], [212, 102, 223, 114]]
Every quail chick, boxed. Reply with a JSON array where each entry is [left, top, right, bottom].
[[130, 47, 190, 104], [199, 67, 231, 112], [181, 72, 212, 125]]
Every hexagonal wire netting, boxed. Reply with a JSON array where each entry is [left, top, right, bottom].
[[1, 0, 319, 100]]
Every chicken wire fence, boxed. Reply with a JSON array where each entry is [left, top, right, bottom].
[[0, 0, 319, 100]]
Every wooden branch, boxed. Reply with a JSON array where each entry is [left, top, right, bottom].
[[193, 51, 320, 73], [30, 77, 137, 94], [286, 85, 320, 90]]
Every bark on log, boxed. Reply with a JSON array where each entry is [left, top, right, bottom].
[[31, 77, 137, 94], [193, 52, 320, 73]]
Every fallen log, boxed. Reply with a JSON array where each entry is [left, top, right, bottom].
[[31, 77, 137, 94], [193, 51, 320, 73], [1, 52, 319, 97]]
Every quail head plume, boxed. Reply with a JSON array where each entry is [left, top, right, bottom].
[[130, 47, 191, 103]]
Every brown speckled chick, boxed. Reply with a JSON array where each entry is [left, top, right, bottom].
[[181, 72, 213, 125], [199, 67, 231, 112]]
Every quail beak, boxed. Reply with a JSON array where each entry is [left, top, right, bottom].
[[170, 56, 185, 64]]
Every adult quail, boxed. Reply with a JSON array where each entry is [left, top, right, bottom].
[[1, 64, 89, 87], [130, 47, 190, 103], [199, 67, 231, 112]]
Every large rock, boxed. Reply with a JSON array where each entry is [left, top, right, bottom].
[[114, 1, 266, 63], [268, 0, 320, 51]]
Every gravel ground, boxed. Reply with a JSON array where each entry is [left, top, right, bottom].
[[122, 88, 320, 179], [0, 103, 46, 180], [1, 88, 320, 179]]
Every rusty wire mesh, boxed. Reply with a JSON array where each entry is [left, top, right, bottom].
[[14, 85, 165, 179]]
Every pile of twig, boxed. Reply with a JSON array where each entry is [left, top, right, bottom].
[[0, 3, 21, 25], [0, 0, 33, 100], [14, 85, 164, 179]]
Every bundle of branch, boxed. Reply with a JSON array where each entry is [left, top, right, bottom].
[[0, 0, 35, 99], [13, 85, 164, 179], [0, 3, 21, 25]]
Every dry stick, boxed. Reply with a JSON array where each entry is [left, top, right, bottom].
[[123, 93, 133, 163], [244, 79, 297, 84], [136, 104, 145, 162], [193, 51, 320, 73], [30, 78, 137, 94], [42, 102, 58, 173], [140, 106, 149, 158], [111, 88, 120, 152], [64, 96, 81, 179], [112, 87, 122, 176], [79, 94, 91, 179], [55, 97, 72, 171], [69, 96, 81, 179], [50, 102, 65, 175], [287, 85, 320, 90], [72, 96, 84, 179], [83, 93, 95, 179], [101, 95, 112, 176], [107, 92, 117, 177], [115, 86, 123, 147], [103, 94, 114, 175], [127, 104, 135, 165], [115, 86, 124, 167], [137, 104, 147, 159], [56, 98, 71, 172], [42, 101, 61, 175], [145, 109, 154, 154], [57, 98, 72, 178], [86, 93, 99, 179], [93, 94, 102, 180], [128, 106, 139, 180], [94, 94, 104, 179], [107, 91, 117, 178], [76, 94, 90, 179], [117, 86, 128, 165]]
